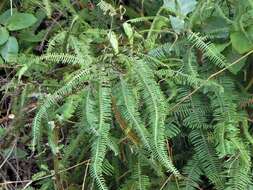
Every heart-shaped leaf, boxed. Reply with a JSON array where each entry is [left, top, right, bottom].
[[231, 32, 253, 54], [18, 30, 46, 42], [163, 0, 177, 13], [0, 9, 17, 25], [164, 0, 197, 16], [178, 0, 197, 16], [202, 16, 229, 39], [0, 36, 19, 62], [170, 16, 185, 33], [226, 48, 247, 74], [0, 27, 9, 45], [7, 13, 37, 31], [230, 26, 253, 54]]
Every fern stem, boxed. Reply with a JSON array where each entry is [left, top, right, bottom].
[[52, 124, 64, 190], [147, 7, 165, 39]]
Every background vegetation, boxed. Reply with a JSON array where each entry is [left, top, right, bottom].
[[0, 0, 253, 189]]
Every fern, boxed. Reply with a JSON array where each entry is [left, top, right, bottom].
[[182, 155, 203, 190], [40, 53, 82, 65], [32, 68, 92, 149], [47, 31, 67, 53], [43, 0, 52, 18], [98, 0, 117, 17], [225, 157, 252, 190], [190, 129, 225, 189], [90, 80, 112, 190], [11, 1, 253, 189], [114, 76, 150, 149], [132, 60, 180, 176], [187, 32, 227, 68], [120, 154, 151, 190]]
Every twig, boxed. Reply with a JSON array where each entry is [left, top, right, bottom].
[[169, 49, 253, 112], [21, 181, 33, 190], [81, 160, 90, 190], [0, 152, 21, 181], [37, 13, 63, 53], [246, 76, 253, 90], [159, 174, 173, 190], [0, 141, 16, 169], [0, 159, 91, 186]]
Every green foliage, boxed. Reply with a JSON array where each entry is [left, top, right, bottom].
[[1, 0, 253, 190]]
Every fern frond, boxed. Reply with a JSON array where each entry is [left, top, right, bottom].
[[227, 137, 252, 189], [187, 32, 227, 68], [183, 50, 199, 77], [156, 69, 223, 93], [133, 60, 180, 176], [115, 76, 150, 149], [190, 129, 224, 189], [183, 155, 203, 190], [69, 36, 93, 66], [209, 77, 244, 158], [43, 0, 52, 18], [98, 0, 116, 17], [240, 96, 253, 108], [112, 96, 140, 145], [119, 154, 151, 190], [135, 156, 151, 190], [90, 80, 111, 190], [126, 16, 156, 24], [40, 53, 82, 65], [225, 155, 252, 190], [83, 89, 99, 135], [148, 43, 172, 59], [32, 68, 92, 150], [47, 31, 67, 53]]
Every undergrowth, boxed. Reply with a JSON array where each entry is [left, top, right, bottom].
[[0, 0, 253, 190]]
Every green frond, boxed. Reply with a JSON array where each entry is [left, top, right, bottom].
[[156, 69, 223, 93], [115, 76, 150, 149], [182, 155, 203, 190], [165, 122, 180, 138], [133, 60, 180, 176], [40, 53, 82, 65], [187, 32, 227, 68], [90, 80, 112, 190], [32, 68, 91, 150], [43, 0, 52, 18], [225, 139, 252, 190], [69, 36, 93, 66], [225, 156, 252, 190], [209, 77, 244, 158], [120, 155, 151, 190], [126, 16, 156, 24], [47, 31, 67, 53], [135, 156, 151, 190], [190, 129, 224, 189], [82, 89, 99, 135], [148, 42, 173, 60], [98, 0, 116, 17], [56, 94, 82, 121]]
